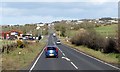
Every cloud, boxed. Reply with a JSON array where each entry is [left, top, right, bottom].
[[89, 0, 118, 2], [1, 5, 84, 17], [0, 2, 118, 25], [1, 0, 119, 2], [1, 15, 73, 25], [1, 7, 24, 16]]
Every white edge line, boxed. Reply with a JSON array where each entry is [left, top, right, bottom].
[[29, 35, 49, 71], [64, 44, 120, 70], [29, 47, 45, 72], [29, 35, 49, 72], [71, 62, 78, 69]]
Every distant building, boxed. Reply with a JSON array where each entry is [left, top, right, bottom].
[[77, 20, 83, 23], [1, 30, 23, 40], [37, 23, 45, 27], [66, 20, 72, 24], [108, 20, 118, 24]]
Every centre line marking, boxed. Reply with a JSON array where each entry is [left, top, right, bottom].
[[71, 62, 78, 69]]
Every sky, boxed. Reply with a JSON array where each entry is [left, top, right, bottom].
[[0, 0, 119, 25]]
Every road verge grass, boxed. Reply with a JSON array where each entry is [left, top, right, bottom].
[[60, 37, 120, 67], [2, 38, 46, 70]]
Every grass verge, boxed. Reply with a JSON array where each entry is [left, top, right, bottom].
[[2, 38, 46, 70], [60, 37, 120, 65]]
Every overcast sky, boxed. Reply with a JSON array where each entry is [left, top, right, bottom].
[[0, 0, 119, 25]]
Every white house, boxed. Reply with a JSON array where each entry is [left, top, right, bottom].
[[37, 23, 45, 27], [77, 20, 83, 23], [109, 20, 118, 24]]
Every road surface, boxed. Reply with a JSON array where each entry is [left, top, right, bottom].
[[29, 33, 120, 71]]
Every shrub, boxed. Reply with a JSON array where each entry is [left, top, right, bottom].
[[70, 28, 88, 46], [70, 28, 119, 53], [54, 23, 67, 37], [102, 37, 118, 53], [17, 40, 25, 48]]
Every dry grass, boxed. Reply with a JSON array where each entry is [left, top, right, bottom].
[[2, 38, 46, 70]]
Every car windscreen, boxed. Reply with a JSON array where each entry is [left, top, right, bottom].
[[47, 47, 56, 50], [57, 40, 60, 42]]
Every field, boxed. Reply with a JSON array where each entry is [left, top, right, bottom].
[[95, 24, 118, 37], [64, 24, 118, 38]]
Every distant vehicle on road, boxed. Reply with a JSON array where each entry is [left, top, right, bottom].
[[56, 40, 61, 45], [45, 46, 58, 58]]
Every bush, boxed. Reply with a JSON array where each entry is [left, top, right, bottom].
[[70, 28, 87, 45], [70, 28, 119, 53], [17, 40, 25, 48], [54, 23, 67, 37], [102, 38, 118, 53]]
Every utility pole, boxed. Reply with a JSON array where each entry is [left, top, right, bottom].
[[118, 2, 120, 52]]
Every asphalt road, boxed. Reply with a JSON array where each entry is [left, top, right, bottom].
[[29, 34, 120, 71]]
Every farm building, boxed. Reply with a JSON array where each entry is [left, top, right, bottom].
[[1, 30, 23, 40]]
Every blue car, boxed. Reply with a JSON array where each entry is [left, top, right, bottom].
[[45, 46, 58, 58]]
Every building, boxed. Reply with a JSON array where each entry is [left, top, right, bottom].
[[1, 30, 23, 40]]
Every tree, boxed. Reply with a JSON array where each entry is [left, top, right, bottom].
[[54, 23, 67, 37], [60, 26, 66, 37]]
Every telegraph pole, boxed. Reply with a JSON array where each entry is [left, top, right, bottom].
[[118, 2, 120, 52]]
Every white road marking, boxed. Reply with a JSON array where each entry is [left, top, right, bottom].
[[65, 45, 120, 70], [62, 57, 71, 61], [57, 47, 63, 53], [29, 47, 45, 72], [71, 62, 79, 69], [56, 45, 66, 56], [53, 38, 78, 70], [62, 56, 78, 69], [56, 45, 78, 70], [62, 53, 65, 56], [29, 35, 49, 71]]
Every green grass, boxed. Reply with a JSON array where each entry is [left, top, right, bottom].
[[60, 37, 120, 64], [2, 38, 46, 70], [95, 24, 118, 37], [65, 24, 118, 38], [66, 30, 78, 38]]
